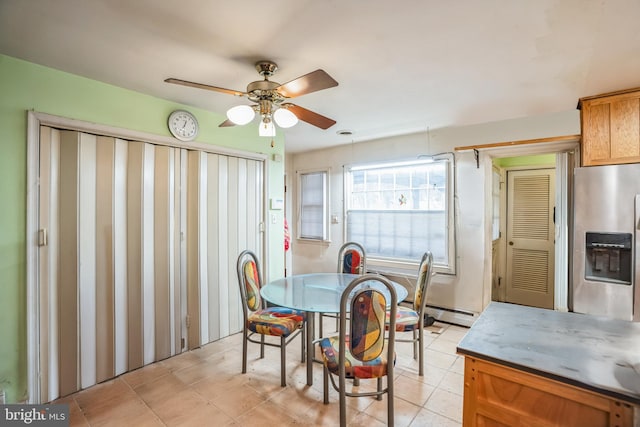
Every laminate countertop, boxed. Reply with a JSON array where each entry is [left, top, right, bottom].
[[456, 302, 640, 405]]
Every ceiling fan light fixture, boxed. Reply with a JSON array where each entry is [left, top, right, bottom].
[[166, 61, 338, 132], [227, 105, 255, 125], [273, 108, 299, 128], [259, 121, 276, 137]]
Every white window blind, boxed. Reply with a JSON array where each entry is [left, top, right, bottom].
[[298, 170, 328, 240]]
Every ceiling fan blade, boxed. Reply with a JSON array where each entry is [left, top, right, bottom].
[[286, 104, 336, 130], [219, 119, 236, 127], [165, 78, 245, 97], [276, 70, 338, 98]]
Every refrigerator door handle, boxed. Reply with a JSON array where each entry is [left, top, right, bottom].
[[636, 195, 640, 230], [635, 195, 640, 321]]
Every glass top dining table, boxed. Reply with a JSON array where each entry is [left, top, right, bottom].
[[260, 273, 409, 385], [261, 273, 408, 312]]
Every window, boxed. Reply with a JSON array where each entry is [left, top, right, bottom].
[[297, 169, 329, 241], [345, 157, 455, 273]]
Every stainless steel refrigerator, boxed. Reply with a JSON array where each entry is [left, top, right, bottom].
[[573, 163, 640, 321]]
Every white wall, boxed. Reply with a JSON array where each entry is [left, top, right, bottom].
[[287, 109, 580, 325]]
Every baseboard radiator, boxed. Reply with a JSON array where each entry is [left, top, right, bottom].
[[372, 269, 477, 327], [423, 304, 476, 327]]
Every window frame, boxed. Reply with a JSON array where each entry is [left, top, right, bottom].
[[343, 157, 456, 274], [296, 167, 331, 243]]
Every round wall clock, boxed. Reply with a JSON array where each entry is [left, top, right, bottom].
[[168, 110, 199, 141]]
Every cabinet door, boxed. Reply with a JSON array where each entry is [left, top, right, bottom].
[[462, 357, 636, 427], [582, 92, 640, 166]]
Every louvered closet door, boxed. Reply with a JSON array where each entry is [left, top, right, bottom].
[[505, 169, 555, 309], [185, 151, 263, 349], [38, 128, 185, 400]]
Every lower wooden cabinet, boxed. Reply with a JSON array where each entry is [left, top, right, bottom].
[[462, 357, 636, 427]]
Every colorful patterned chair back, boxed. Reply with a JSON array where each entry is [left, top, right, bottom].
[[339, 275, 397, 364], [237, 250, 263, 312], [350, 289, 386, 362], [413, 252, 434, 315], [337, 242, 366, 275]]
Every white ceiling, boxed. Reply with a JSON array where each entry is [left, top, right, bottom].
[[1, 0, 640, 152]]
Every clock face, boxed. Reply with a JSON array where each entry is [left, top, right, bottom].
[[168, 110, 199, 141]]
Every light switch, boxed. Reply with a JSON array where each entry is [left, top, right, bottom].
[[271, 214, 277, 224]]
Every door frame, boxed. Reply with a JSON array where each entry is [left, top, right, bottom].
[[26, 111, 269, 403], [477, 136, 580, 314]]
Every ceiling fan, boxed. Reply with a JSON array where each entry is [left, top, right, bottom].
[[165, 61, 338, 134]]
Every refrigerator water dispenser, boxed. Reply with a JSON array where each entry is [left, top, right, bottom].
[[585, 232, 632, 285]]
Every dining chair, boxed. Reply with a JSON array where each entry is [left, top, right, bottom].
[[338, 241, 367, 275], [236, 250, 305, 387], [319, 241, 367, 337], [318, 274, 397, 427], [386, 251, 434, 376]]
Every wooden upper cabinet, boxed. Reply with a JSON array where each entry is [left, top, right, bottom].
[[579, 87, 640, 166]]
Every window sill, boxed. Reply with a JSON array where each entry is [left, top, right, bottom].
[[368, 257, 456, 276], [367, 259, 419, 277], [296, 238, 331, 246], [367, 265, 418, 279]]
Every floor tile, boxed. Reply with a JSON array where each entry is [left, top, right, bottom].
[[393, 374, 435, 406], [424, 347, 458, 370], [209, 384, 268, 419], [410, 407, 462, 427], [424, 387, 463, 423], [122, 363, 172, 388], [235, 400, 303, 426], [349, 411, 387, 427], [428, 336, 460, 355], [365, 394, 421, 427], [439, 370, 465, 396], [150, 388, 212, 425], [54, 323, 463, 427], [438, 326, 470, 344], [449, 355, 465, 375]]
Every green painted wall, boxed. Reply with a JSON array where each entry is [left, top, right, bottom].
[[494, 154, 556, 168], [0, 54, 286, 403]]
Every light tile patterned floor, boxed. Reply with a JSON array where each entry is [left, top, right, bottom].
[[57, 320, 468, 426]]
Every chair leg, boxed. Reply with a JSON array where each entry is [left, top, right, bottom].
[[260, 334, 265, 359], [319, 313, 324, 338], [280, 336, 287, 387], [353, 378, 360, 386], [323, 365, 329, 404], [418, 328, 424, 377], [388, 373, 395, 427], [242, 329, 248, 374], [376, 377, 383, 400], [339, 377, 347, 427], [412, 329, 418, 360], [301, 325, 306, 363], [307, 313, 314, 386]]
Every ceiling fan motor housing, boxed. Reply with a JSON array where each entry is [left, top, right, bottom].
[[246, 80, 281, 100]]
